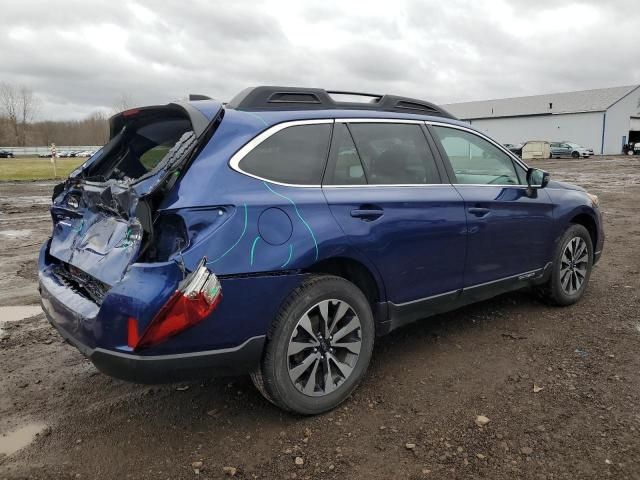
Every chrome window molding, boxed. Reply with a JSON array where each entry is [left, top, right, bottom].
[[334, 118, 426, 125], [424, 120, 530, 173], [323, 184, 450, 188], [228, 119, 333, 188], [228, 117, 532, 189]]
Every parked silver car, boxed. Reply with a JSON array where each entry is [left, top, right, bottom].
[[549, 142, 591, 158]]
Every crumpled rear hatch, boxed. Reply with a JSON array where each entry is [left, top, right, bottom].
[[48, 102, 220, 288]]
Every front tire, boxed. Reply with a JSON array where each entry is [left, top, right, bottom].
[[540, 224, 593, 306], [572, 151, 580, 159], [252, 275, 375, 414]]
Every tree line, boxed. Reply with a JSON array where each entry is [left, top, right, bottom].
[[0, 82, 133, 147]]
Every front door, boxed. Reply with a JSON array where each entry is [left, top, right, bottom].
[[322, 121, 467, 307], [428, 124, 555, 288]]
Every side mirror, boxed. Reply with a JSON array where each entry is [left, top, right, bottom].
[[526, 167, 550, 189]]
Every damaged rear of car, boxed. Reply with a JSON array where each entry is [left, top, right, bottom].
[[38, 99, 262, 382]]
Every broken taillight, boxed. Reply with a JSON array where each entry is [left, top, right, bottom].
[[128, 258, 222, 351]]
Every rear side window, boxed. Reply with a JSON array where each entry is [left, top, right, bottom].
[[239, 124, 331, 185], [347, 123, 440, 185]]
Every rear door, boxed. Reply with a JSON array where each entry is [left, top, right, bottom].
[[322, 120, 467, 308], [428, 124, 555, 288]]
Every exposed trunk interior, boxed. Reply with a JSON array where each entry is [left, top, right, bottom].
[[48, 104, 214, 292], [82, 107, 194, 183]]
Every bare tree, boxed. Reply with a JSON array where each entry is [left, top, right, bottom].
[[112, 93, 135, 114], [0, 82, 41, 146]]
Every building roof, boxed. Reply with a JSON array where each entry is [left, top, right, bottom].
[[442, 85, 640, 120]]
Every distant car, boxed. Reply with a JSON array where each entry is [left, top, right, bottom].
[[58, 151, 74, 158], [38, 152, 53, 158], [79, 150, 95, 157], [0, 150, 14, 158], [564, 142, 594, 156], [503, 143, 523, 156], [550, 142, 591, 159]]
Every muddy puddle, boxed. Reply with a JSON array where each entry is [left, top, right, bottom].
[[0, 423, 48, 456], [0, 306, 42, 322], [0, 230, 32, 239], [0, 306, 42, 337]]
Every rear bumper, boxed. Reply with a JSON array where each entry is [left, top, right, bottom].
[[47, 313, 265, 383], [38, 238, 299, 383]]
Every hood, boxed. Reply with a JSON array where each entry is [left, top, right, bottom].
[[546, 180, 586, 192]]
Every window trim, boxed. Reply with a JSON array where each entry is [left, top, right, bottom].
[[228, 117, 531, 188], [228, 119, 333, 188], [425, 121, 530, 188], [326, 120, 443, 187]]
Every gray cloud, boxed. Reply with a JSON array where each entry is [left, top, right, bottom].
[[1, 0, 637, 120]]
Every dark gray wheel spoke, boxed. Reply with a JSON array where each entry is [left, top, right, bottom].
[[288, 299, 362, 397], [297, 314, 318, 342], [333, 340, 361, 355], [328, 301, 350, 334], [560, 236, 588, 295], [318, 300, 330, 337], [288, 339, 317, 356], [332, 316, 360, 343], [289, 352, 320, 382], [302, 357, 320, 395], [328, 353, 354, 379], [323, 356, 336, 394]]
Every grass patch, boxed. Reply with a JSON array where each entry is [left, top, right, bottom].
[[0, 157, 86, 181]]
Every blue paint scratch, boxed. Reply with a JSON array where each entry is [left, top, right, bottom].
[[72, 219, 84, 233], [281, 244, 293, 268], [208, 204, 248, 264], [263, 182, 318, 261], [250, 236, 261, 266]]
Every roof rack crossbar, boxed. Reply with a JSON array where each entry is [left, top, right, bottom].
[[226, 86, 456, 119]]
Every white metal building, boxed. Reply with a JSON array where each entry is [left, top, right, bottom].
[[442, 85, 640, 155]]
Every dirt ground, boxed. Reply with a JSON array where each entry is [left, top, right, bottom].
[[1, 156, 639, 480]]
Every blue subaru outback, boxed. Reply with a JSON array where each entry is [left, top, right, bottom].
[[39, 86, 604, 414]]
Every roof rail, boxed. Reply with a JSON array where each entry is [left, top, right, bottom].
[[226, 86, 456, 119]]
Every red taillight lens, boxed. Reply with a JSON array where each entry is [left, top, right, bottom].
[[128, 258, 222, 351]]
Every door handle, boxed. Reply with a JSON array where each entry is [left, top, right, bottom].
[[350, 208, 384, 220], [468, 207, 490, 217]]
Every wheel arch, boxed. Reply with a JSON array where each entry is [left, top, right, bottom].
[[305, 256, 387, 323], [569, 212, 597, 255]]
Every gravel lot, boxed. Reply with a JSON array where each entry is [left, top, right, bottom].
[[1, 156, 639, 479]]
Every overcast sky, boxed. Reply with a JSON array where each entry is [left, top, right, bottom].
[[2, 0, 638, 120]]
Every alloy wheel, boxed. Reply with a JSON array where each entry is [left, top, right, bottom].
[[287, 299, 362, 397], [560, 236, 588, 295]]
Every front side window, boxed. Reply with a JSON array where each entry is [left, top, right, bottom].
[[431, 126, 522, 185], [347, 123, 440, 185], [239, 123, 331, 185]]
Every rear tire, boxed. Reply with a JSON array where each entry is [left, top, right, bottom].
[[539, 224, 593, 306], [252, 275, 375, 414]]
